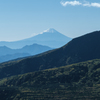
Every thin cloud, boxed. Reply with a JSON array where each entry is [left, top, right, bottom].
[[60, 0, 100, 8], [91, 3, 100, 7], [60, 1, 82, 6]]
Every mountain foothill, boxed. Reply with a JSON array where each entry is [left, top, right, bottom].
[[0, 29, 100, 99]]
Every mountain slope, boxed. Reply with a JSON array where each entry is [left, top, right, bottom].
[[28, 28, 70, 41], [0, 28, 72, 49], [0, 31, 100, 79], [16, 43, 53, 55], [0, 53, 30, 63], [0, 46, 15, 56], [0, 44, 52, 63], [1, 59, 100, 87], [1, 59, 100, 100]]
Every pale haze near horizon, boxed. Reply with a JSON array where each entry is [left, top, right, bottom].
[[0, 0, 100, 41]]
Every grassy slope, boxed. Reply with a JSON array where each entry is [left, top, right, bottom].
[[0, 59, 100, 100]]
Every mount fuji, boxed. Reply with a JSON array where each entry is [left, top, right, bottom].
[[0, 28, 72, 49]]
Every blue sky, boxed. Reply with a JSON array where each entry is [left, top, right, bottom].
[[0, 0, 100, 41]]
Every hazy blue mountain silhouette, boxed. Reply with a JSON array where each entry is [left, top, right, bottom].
[[0, 31, 100, 79], [0, 44, 52, 63], [0, 31, 100, 100], [16, 43, 53, 55], [0, 28, 72, 49], [0, 53, 30, 63], [0, 46, 15, 56]]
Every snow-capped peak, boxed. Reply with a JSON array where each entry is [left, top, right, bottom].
[[41, 28, 57, 34]]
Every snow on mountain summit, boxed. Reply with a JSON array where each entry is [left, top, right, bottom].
[[42, 28, 57, 34]]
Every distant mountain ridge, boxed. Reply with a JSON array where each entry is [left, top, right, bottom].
[[0, 28, 72, 49], [0, 31, 100, 79], [28, 28, 70, 41], [0, 53, 30, 63], [16, 43, 53, 55], [0, 44, 52, 63], [0, 46, 14, 56], [0, 30, 100, 99]]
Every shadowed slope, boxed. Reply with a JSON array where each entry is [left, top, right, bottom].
[[0, 31, 100, 79], [1, 59, 100, 100], [1, 59, 100, 87]]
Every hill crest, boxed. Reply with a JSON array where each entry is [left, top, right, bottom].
[[0, 30, 100, 79]]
